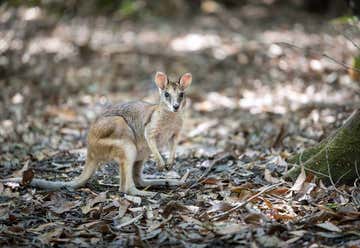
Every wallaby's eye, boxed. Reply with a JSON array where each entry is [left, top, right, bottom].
[[179, 92, 184, 98], [164, 92, 170, 98]]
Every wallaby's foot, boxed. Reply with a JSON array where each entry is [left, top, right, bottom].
[[126, 187, 156, 197], [156, 158, 166, 171]]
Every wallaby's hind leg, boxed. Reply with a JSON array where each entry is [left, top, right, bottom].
[[133, 161, 183, 188], [68, 155, 99, 189], [133, 161, 145, 188], [115, 142, 156, 196]]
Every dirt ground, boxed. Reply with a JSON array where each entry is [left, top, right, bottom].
[[0, 1, 359, 247]]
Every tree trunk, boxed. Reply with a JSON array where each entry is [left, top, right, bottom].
[[285, 109, 360, 184]]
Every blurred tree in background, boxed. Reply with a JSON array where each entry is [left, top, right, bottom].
[[1, 0, 356, 17]]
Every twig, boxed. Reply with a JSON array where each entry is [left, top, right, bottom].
[[352, 161, 360, 206], [325, 146, 352, 197], [355, 160, 360, 179], [97, 181, 119, 187], [275, 42, 360, 73], [114, 213, 143, 229], [134, 224, 151, 248], [289, 154, 331, 179], [351, 160, 360, 206], [343, 31, 360, 50], [147, 214, 173, 232], [182, 152, 232, 195], [303, 167, 331, 178], [173, 153, 228, 199], [210, 182, 283, 221], [299, 150, 304, 165], [335, 169, 352, 185], [351, 182, 360, 206], [200, 152, 232, 180]]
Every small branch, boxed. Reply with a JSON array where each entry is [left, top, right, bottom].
[[304, 167, 331, 178], [114, 213, 143, 230], [200, 153, 232, 180], [299, 150, 304, 165], [352, 161, 360, 206], [325, 146, 352, 197], [275, 42, 360, 73], [183, 152, 232, 195], [343, 31, 360, 50], [147, 214, 173, 233], [97, 181, 119, 187], [355, 160, 360, 179], [210, 182, 283, 221], [286, 160, 331, 180], [335, 169, 352, 185]]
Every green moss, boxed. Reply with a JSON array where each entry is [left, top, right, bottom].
[[287, 141, 326, 164], [352, 55, 360, 70], [285, 110, 360, 185]]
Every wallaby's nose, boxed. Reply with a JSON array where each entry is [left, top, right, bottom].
[[173, 104, 180, 110]]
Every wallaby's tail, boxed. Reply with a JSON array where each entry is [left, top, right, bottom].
[[1, 159, 98, 191], [1, 178, 75, 190]]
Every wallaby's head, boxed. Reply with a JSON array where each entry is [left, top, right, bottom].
[[155, 72, 192, 112]]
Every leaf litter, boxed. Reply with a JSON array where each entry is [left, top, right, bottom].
[[1, 1, 360, 247]]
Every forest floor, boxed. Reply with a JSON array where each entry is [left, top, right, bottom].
[[0, 1, 360, 247]]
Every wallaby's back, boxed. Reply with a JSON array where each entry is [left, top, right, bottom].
[[101, 101, 156, 136]]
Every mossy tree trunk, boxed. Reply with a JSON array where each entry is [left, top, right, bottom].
[[285, 109, 360, 184]]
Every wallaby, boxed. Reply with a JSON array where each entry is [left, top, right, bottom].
[[3, 72, 192, 196]]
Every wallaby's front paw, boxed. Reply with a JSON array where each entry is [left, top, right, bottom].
[[156, 159, 166, 171]]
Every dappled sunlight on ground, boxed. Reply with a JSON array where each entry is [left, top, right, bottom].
[[1, 1, 359, 162], [1, 1, 360, 246]]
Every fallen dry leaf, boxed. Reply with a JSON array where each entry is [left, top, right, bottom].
[[21, 168, 34, 186], [264, 168, 280, 183], [117, 200, 131, 219], [213, 222, 246, 235], [124, 194, 142, 205], [163, 201, 188, 218], [50, 200, 81, 214], [268, 187, 289, 195], [290, 166, 306, 192], [316, 221, 342, 233], [207, 202, 233, 214], [81, 192, 107, 214]]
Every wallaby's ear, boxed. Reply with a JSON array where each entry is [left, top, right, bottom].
[[179, 73, 192, 90], [155, 72, 168, 90]]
